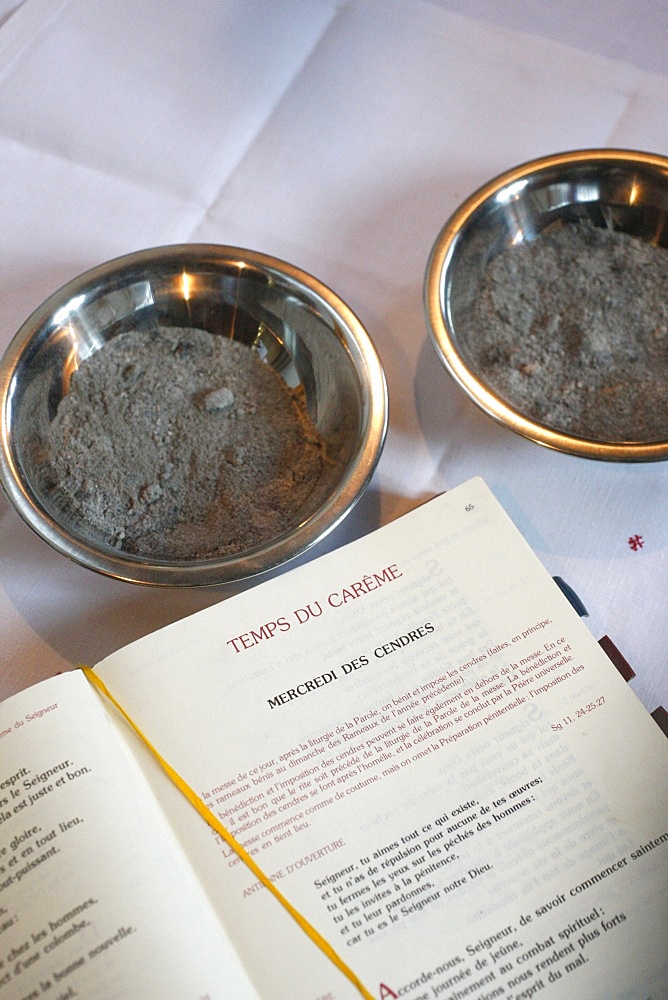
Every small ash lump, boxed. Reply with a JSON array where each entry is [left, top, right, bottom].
[[460, 222, 668, 442], [46, 327, 332, 559]]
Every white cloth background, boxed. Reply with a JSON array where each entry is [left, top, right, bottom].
[[0, 0, 666, 710]]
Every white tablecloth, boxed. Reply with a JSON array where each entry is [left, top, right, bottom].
[[0, 0, 666, 710]]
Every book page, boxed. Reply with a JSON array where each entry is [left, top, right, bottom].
[[0, 671, 258, 999], [95, 477, 668, 1000]]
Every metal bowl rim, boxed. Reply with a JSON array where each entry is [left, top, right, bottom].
[[424, 148, 668, 462], [0, 243, 389, 586]]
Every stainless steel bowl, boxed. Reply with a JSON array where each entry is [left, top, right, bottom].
[[0, 245, 388, 585], [425, 149, 668, 461]]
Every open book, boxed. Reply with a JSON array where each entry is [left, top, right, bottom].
[[1, 478, 666, 1000]]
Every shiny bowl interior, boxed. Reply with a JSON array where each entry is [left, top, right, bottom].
[[425, 148, 668, 461], [0, 245, 388, 585]]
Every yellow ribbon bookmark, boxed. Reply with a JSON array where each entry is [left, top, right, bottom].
[[81, 666, 374, 1000]]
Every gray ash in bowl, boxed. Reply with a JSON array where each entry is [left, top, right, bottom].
[[46, 327, 332, 560], [460, 221, 668, 442]]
